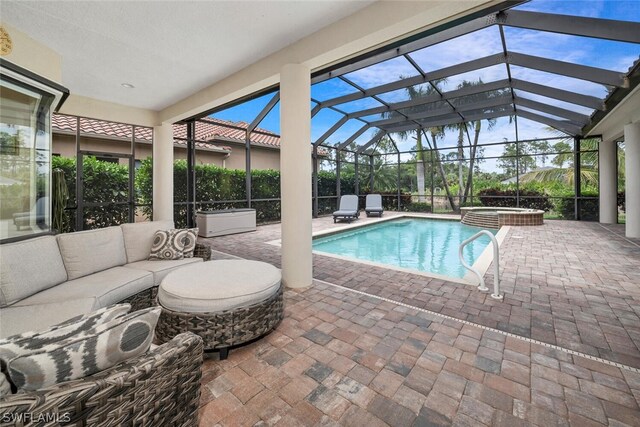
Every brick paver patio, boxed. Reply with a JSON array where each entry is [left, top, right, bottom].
[[198, 214, 640, 425]]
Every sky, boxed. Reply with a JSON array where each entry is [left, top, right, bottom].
[[210, 0, 640, 162]]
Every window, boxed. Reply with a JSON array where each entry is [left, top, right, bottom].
[[1, 62, 67, 242]]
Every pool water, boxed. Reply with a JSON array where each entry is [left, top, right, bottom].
[[312, 218, 496, 278]]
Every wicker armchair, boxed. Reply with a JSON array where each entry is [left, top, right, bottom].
[[0, 332, 203, 427], [120, 243, 212, 311]]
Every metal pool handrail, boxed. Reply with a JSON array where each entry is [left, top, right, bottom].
[[459, 230, 503, 300]]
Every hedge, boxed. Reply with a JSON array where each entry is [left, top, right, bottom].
[[52, 156, 129, 231], [136, 160, 413, 227], [477, 188, 554, 212], [554, 190, 599, 221], [50, 157, 415, 230]]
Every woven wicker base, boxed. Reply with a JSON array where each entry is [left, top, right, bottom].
[[156, 284, 284, 352], [120, 286, 158, 311], [0, 333, 203, 427]]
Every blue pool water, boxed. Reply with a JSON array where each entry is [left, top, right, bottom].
[[312, 218, 496, 278]]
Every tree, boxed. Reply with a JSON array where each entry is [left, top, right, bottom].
[[440, 79, 512, 208], [551, 141, 573, 168], [520, 137, 602, 187], [380, 81, 445, 203], [531, 139, 551, 167]]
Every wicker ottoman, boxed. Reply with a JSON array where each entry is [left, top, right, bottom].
[[155, 260, 283, 359]]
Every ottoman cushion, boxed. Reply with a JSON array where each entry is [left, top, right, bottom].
[[158, 260, 281, 313]]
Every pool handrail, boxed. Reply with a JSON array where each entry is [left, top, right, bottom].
[[459, 230, 503, 300]]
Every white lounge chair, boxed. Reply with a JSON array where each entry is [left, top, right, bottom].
[[333, 195, 359, 223], [365, 194, 383, 217]]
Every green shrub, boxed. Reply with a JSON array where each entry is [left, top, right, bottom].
[[477, 188, 553, 211], [460, 199, 483, 208], [135, 161, 416, 224], [52, 156, 129, 231], [405, 202, 432, 213], [379, 193, 411, 211], [554, 190, 599, 221]]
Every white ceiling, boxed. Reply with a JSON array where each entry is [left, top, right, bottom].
[[2, 1, 373, 110]]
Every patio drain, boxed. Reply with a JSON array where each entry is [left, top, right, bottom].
[[314, 278, 640, 374]]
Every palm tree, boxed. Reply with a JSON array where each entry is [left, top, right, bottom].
[[519, 132, 610, 188], [421, 126, 457, 210], [380, 80, 446, 203], [449, 79, 512, 206]]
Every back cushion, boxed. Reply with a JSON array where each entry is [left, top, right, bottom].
[[120, 220, 174, 263], [0, 236, 68, 307], [57, 227, 126, 280]]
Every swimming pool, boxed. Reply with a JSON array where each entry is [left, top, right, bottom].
[[312, 217, 497, 279]]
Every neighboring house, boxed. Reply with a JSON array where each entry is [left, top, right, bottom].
[[51, 114, 297, 170]]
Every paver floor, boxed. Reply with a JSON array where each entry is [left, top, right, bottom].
[[197, 214, 640, 426]]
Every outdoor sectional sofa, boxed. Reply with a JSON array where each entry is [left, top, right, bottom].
[[0, 221, 211, 425], [0, 220, 211, 339]]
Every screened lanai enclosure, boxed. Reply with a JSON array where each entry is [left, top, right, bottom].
[[165, 1, 640, 228], [8, 2, 636, 237]]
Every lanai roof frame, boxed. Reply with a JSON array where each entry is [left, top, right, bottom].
[[308, 3, 640, 155]]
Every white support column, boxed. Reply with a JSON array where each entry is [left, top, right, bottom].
[[599, 139, 618, 224], [625, 122, 640, 238], [280, 63, 312, 288], [153, 123, 174, 222]]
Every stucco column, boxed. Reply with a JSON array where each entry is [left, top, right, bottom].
[[625, 122, 640, 238], [599, 139, 618, 224], [280, 64, 312, 288], [153, 123, 174, 222]]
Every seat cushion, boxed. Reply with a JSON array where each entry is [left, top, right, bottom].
[[0, 235, 68, 307], [120, 220, 174, 263], [0, 298, 98, 339], [158, 260, 281, 313], [57, 226, 127, 280], [333, 210, 357, 216], [15, 267, 154, 309], [125, 257, 202, 286]]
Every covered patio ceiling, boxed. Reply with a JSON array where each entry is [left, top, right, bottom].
[[200, 2, 640, 156]]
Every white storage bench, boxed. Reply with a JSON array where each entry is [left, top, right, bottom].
[[196, 209, 257, 237]]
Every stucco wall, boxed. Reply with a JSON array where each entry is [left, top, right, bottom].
[[51, 133, 284, 170]]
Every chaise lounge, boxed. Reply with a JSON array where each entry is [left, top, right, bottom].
[[332, 195, 359, 223], [365, 194, 384, 217]]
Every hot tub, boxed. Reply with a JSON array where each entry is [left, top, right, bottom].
[[460, 207, 544, 228]]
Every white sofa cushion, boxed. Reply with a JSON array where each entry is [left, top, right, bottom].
[[0, 236, 68, 307], [125, 257, 202, 286], [120, 220, 174, 263], [158, 260, 281, 313], [0, 298, 97, 339], [15, 267, 154, 309], [57, 226, 127, 280]]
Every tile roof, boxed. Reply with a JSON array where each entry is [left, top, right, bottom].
[[52, 113, 153, 141], [52, 114, 280, 151], [52, 114, 326, 156], [174, 118, 281, 149]]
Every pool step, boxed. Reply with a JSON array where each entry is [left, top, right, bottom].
[[461, 211, 500, 229]]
